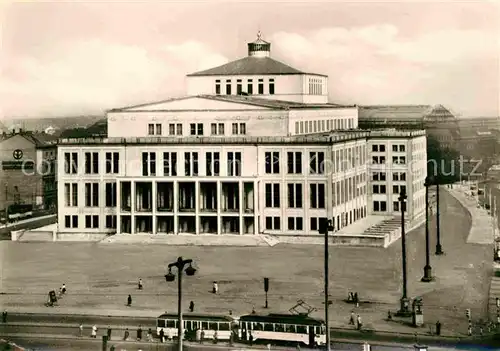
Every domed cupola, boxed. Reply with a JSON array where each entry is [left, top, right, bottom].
[[248, 31, 271, 58]]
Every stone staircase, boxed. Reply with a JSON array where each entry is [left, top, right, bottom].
[[363, 217, 406, 236]]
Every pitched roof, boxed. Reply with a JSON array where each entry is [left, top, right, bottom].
[[187, 56, 326, 77], [359, 105, 432, 121]]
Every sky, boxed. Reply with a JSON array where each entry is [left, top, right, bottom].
[[1, 0, 499, 119]]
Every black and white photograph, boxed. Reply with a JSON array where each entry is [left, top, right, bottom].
[[0, 1, 499, 350]]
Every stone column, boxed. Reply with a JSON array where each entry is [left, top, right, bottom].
[[195, 181, 200, 235], [152, 181, 157, 235], [130, 181, 135, 234], [217, 180, 221, 235], [173, 180, 178, 234]]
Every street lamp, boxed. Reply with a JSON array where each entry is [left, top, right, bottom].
[[165, 256, 196, 351], [397, 188, 411, 316], [319, 218, 334, 351], [435, 177, 444, 255], [421, 177, 434, 282]]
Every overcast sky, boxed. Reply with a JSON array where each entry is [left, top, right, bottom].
[[1, 0, 499, 119]]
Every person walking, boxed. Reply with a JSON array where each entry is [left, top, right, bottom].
[[354, 292, 359, 308], [91, 325, 97, 338], [138, 278, 143, 290], [159, 328, 165, 343], [109, 345, 115, 351], [147, 328, 153, 342], [212, 281, 218, 294], [200, 329, 205, 343], [349, 311, 355, 325], [189, 300, 195, 312], [79, 324, 83, 337], [61, 284, 66, 294], [137, 325, 143, 341], [1, 310, 7, 323], [127, 294, 132, 306], [107, 326, 112, 340], [123, 328, 130, 341], [196, 328, 202, 343], [356, 315, 362, 330]]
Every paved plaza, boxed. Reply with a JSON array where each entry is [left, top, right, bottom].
[[0, 191, 493, 337]]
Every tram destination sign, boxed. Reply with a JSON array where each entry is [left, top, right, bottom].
[[2, 161, 34, 170]]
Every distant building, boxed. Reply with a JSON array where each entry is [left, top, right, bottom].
[[56, 33, 427, 238]]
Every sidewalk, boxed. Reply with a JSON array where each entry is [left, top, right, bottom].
[[445, 184, 494, 244]]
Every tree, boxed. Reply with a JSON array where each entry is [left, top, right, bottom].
[[59, 128, 92, 138]]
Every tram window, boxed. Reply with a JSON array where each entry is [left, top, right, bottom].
[[263, 323, 274, 331], [254, 323, 264, 331], [297, 325, 307, 334], [202, 322, 209, 330], [209, 322, 218, 330], [157, 320, 166, 328], [219, 323, 230, 331], [275, 324, 285, 332], [284, 324, 296, 333], [166, 320, 175, 328]]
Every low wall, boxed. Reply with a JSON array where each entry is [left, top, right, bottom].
[[271, 234, 387, 247], [0, 215, 56, 240], [10, 229, 26, 241], [56, 233, 109, 242]]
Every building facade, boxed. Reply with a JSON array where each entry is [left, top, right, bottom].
[[56, 33, 427, 236]]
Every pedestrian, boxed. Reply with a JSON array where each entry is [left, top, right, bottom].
[[200, 329, 205, 343], [356, 315, 362, 330], [354, 292, 359, 307], [2, 310, 7, 323], [249, 332, 254, 346], [496, 297, 500, 308], [196, 328, 201, 343], [267, 343, 271, 350], [61, 283, 66, 294], [468, 323, 472, 336], [159, 328, 165, 343], [138, 278, 143, 290], [107, 326, 112, 340], [189, 300, 195, 312], [349, 311, 355, 325], [212, 281, 218, 294], [79, 323, 83, 337], [147, 328, 153, 342], [91, 325, 97, 338], [348, 291, 353, 302], [387, 311, 392, 320], [127, 294, 132, 306], [110, 345, 115, 351], [213, 330, 218, 344], [137, 325, 143, 341], [123, 328, 130, 341], [497, 314, 500, 326], [165, 327, 171, 341], [435, 320, 441, 336]]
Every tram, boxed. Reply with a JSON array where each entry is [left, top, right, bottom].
[[238, 313, 326, 346], [156, 313, 235, 341], [7, 204, 33, 222]]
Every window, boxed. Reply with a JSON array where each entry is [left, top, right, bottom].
[[287, 217, 303, 230], [393, 185, 406, 194], [247, 79, 253, 94], [392, 156, 406, 164], [231, 123, 246, 135], [190, 123, 203, 136], [392, 144, 406, 152], [64, 215, 78, 228], [84, 183, 99, 207], [85, 215, 99, 229], [185, 152, 199, 176], [287, 183, 303, 208], [169, 124, 175, 135], [169, 123, 182, 135], [105, 215, 117, 229], [372, 185, 386, 194], [236, 79, 242, 95], [84, 152, 98, 174], [258, 79, 264, 94], [310, 217, 319, 231], [265, 216, 281, 230], [142, 152, 156, 176], [373, 201, 387, 212], [392, 172, 406, 181], [155, 123, 162, 136], [393, 201, 406, 212], [105, 152, 119, 174], [105, 183, 117, 207], [309, 152, 325, 174], [64, 183, 78, 207], [64, 152, 78, 174], [148, 123, 155, 135], [215, 80, 221, 95], [372, 156, 386, 164], [265, 183, 280, 208], [269, 79, 275, 95], [227, 152, 241, 176], [197, 123, 204, 135], [206, 152, 220, 176], [163, 152, 177, 176], [265, 152, 280, 174], [310, 183, 325, 208], [176, 124, 182, 135], [372, 172, 386, 181], [287, 152, 302, 174], [211, 123, 225, 135], [226, 79, 231, 95]]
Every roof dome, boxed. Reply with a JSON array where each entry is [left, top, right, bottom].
[[248, 31, 270, 58]]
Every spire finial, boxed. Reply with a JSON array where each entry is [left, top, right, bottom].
[[257, 30, 262, 40]]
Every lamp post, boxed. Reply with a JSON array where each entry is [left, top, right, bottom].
[[421, 177, 434, 282], [319, 218, 334, 351], [397, 188, 411, 316], [435, 177, 444, 255], [165, 256, 196, 351]]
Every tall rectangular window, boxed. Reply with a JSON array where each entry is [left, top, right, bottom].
[[65, 215, 78, 228], [163, 152, 177, 176], [206, 152, 220, 176], [190, 123, 196, 135], [105, 152, 119, 174], [105, 215, 117, 229], [84, 152, 99, 174], [265, 217, 280, 230], [142, 152, 156, 176], [85, 215, 99, 229], [176, 124, 182, 135], [236, 79, 242, 95], [197, 123, 203, 136], [85, 182, 99, 207], [247, 79, 253, 94], [265, 183, 280, 208], [287, 183, 303, 208], [185, 152, 199, 176], [105, 182, 117, 207], [215, 79, 221, 95], [64, 183, 78, 207], [227, 152, 241, 176], [148, 123, 155, 135], [265, 151, 280, 174], [309, 152, 325, 174], [218, 123, 224, 135], [155, 123, 162, 136], [269, 78, 275, 95], [258, 79, 264, 94], [226, 80, 231, 95], [287, 217, 303, 231], [287, 151, 302, 174], [169, 124, 175, 135], [310, 183, 325, 208]]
